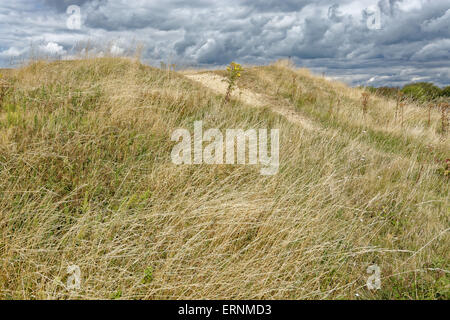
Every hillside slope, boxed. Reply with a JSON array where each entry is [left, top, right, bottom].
[[0, 58, 448, 299]]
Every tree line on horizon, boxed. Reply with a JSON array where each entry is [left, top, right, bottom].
[[364, 82, 450, 103]]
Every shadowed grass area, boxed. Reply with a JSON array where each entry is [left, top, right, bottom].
[[0, 58, 448, 300]]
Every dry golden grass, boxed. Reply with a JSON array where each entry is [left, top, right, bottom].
[[0, 57, 448, 300]]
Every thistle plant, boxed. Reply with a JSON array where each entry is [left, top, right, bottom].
[[440, 102, 449, 137], [224, 62, 242, 104], [0, 73, 7, 106], [400, 102, 405, 128], [427, 103, 433, 127], [361, 92, 370, 118], [395, 91, 403, 121], [292, 74, 297, 100]]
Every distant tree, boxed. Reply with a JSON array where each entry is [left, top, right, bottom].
[[365, 86, 400, 99], [441, 86, 450, 97], [401, 82, 442, 102], [376, 87, 400, 99], [363, 82, 448, 102]]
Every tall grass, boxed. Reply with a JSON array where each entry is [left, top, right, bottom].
[[0, 57, 448, 300]]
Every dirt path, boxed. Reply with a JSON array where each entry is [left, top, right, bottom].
[[184, 72, 317, 131], [184, 71, 450, 170], [183, 72, 430, 164]]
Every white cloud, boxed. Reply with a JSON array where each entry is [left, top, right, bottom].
[[0, 46, 26, 57], [39, 42, 66, 56], [110, 44, 124, 56], [411, 76, 430, 81], [411, 39, 450, 60]]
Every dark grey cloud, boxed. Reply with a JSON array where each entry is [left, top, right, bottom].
[[43, 0, 101, 12], [241, 0, 312, 13], [1, 0, 449, 87]]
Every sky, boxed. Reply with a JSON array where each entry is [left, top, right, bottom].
[[0, 0, 449, 87]]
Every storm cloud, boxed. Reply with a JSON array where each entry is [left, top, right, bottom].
[[0, 0, 449, 87]]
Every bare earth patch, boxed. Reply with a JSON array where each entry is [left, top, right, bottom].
[[185, 72, 317, 131]]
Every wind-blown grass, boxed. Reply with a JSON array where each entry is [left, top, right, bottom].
[[0, 58, 448, 300]]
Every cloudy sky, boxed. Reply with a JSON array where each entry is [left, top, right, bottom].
[[0, 0, 449, 87]]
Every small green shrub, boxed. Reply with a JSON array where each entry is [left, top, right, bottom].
[[224, 62, 242, 104]]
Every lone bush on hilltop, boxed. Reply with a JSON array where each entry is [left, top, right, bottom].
[[224, 62, 242, 104]]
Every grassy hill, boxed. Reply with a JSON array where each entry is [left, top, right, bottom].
[[0, 58, 448, 299]]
